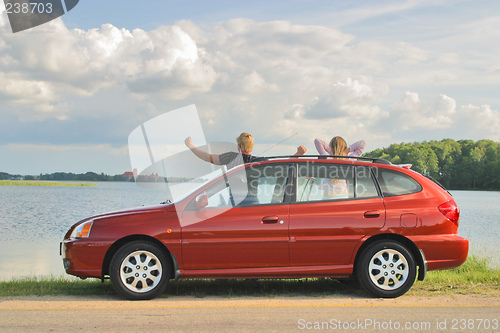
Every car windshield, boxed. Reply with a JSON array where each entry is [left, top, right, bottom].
[[168, 168, 225, 203]]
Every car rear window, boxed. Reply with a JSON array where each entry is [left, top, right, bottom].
[[375, 168, 422, 197]]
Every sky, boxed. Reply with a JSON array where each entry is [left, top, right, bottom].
[[1, 0, 500, 175]]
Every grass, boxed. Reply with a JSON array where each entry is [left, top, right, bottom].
[[0, 257, 498, 298], [408, 255, 500, 296], [0, 276, 115, 297], [0, 180, 96, 187]]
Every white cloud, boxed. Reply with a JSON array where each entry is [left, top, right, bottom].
[[380, 91, 500, 143], [390, 92, 456, 130], [0, 72, 70, 120], [0, 18, 218, 118], [1, 11, 499, 174], [456, 104, 500, 141], [0, 16, 453, 134]]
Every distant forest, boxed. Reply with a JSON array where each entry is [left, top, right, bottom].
[[0, 171, 129, 182], [2, 139, 499, 190], [0, 171, 197, 184], [364, 139, 500, 190]]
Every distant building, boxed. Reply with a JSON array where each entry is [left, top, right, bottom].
[[123, 169, 162, 182], [123, 172, 134, 180]]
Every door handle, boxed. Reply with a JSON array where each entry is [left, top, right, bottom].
[[364, 210, 380, 218], [262, 216, 279, 224]]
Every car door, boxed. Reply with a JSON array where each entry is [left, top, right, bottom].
[[289, 163, 386, 266], [181, 164, 291, 270]]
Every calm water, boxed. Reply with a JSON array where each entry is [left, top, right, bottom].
[[0, 183, 498, 280]]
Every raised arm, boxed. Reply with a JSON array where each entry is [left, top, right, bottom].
[[314, 138, 331, 155], [347, 140, 366, 157], [294, 145, 308, 155], [185, 137, 222, 165]]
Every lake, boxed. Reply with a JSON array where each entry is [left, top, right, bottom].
[[0, 182, 498, 280]]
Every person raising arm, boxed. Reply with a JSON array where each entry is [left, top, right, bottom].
[[185, 133, 256, 169], [184, 136, 222, 165], [186, 133, 308, 168], [314, 136, 365, 157]]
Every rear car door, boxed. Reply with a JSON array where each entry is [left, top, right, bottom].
[[289, 163, 386, 266]]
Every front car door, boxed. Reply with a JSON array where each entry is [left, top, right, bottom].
[[181, 163, 291, 270]]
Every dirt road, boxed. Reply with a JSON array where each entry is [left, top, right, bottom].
[[1, 295, 499, 332]]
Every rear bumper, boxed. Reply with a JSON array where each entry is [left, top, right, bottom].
[[410, 234, 469, 271]]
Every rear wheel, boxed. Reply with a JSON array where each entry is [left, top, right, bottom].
[[110, 241, 170, 300], [357, 241, 416, 298]]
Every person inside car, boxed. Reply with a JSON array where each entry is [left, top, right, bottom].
[[312, 136, 366, 199], [314, 136, 366, 158], [185, 133, 307, 169]]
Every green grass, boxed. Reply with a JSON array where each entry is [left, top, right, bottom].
[[0, 276, 115, 297], [408, 256, 500, 296], [0, 257, 498, 298], [0, 180, 96, 187]]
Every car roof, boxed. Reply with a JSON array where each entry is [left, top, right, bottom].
[[251, 155, 392, 165]]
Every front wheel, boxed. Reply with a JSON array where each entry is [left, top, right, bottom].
[[357, 241, 416, 298], [110, 241, 171, 300]]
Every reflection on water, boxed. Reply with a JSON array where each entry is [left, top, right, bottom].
[[0, 242, 62, 278], [0, 182, 168, 280], [452, 190, 500, 268], [0, 183, 498, 280]]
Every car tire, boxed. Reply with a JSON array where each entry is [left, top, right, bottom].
[[357, 240, 416, 298], [109, 241, 170, 300]]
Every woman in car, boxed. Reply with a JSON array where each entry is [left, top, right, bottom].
[[313, 136, 366, 198], [314, 136, 365, 158]]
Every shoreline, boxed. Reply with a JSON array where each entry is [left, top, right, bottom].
[[0, 180, 96, 187]]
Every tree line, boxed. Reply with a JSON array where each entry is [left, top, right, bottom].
[[0, 171, 129, 181], [0, 171, 199, 183], [0, 172, 134, 182], [37, 172, 129, 182], [363, 139, 500, 190]]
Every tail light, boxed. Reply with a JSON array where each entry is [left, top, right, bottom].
[[438, 199, 460, 225]]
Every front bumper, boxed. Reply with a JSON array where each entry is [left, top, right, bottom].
[[61, 238, 110, 278]]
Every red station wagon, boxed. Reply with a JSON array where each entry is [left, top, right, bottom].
[[61, 156, 469, 300]]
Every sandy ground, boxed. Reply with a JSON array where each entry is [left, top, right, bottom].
[[1, 293, 499, 308], [1, 294, 499, 332]]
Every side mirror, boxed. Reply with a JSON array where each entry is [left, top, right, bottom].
[[195, 193, 209, 209]]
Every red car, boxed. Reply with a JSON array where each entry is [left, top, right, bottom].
[[61, 156, 468, 300]]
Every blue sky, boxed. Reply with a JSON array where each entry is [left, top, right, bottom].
[[1, 0, 500, 174]]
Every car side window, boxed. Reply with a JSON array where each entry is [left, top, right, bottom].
[[296, 163, 355, 202], [203, 164, 289, 208], [355, 166, 379, 198], [376, 168, 422, 197], [204, 179, 232, 208]]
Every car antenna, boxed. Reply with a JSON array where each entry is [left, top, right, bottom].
[[257, 132, 298, 155]]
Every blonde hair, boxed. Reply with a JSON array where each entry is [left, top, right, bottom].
[[329, 136, 348, 157], [236, 132, 254, 152]]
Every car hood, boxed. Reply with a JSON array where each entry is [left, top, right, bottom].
[[97, 203, 176, 219], [74, 203, 177, 225]]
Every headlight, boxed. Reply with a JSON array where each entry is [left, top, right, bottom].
[[70, 220, 94, 238]]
